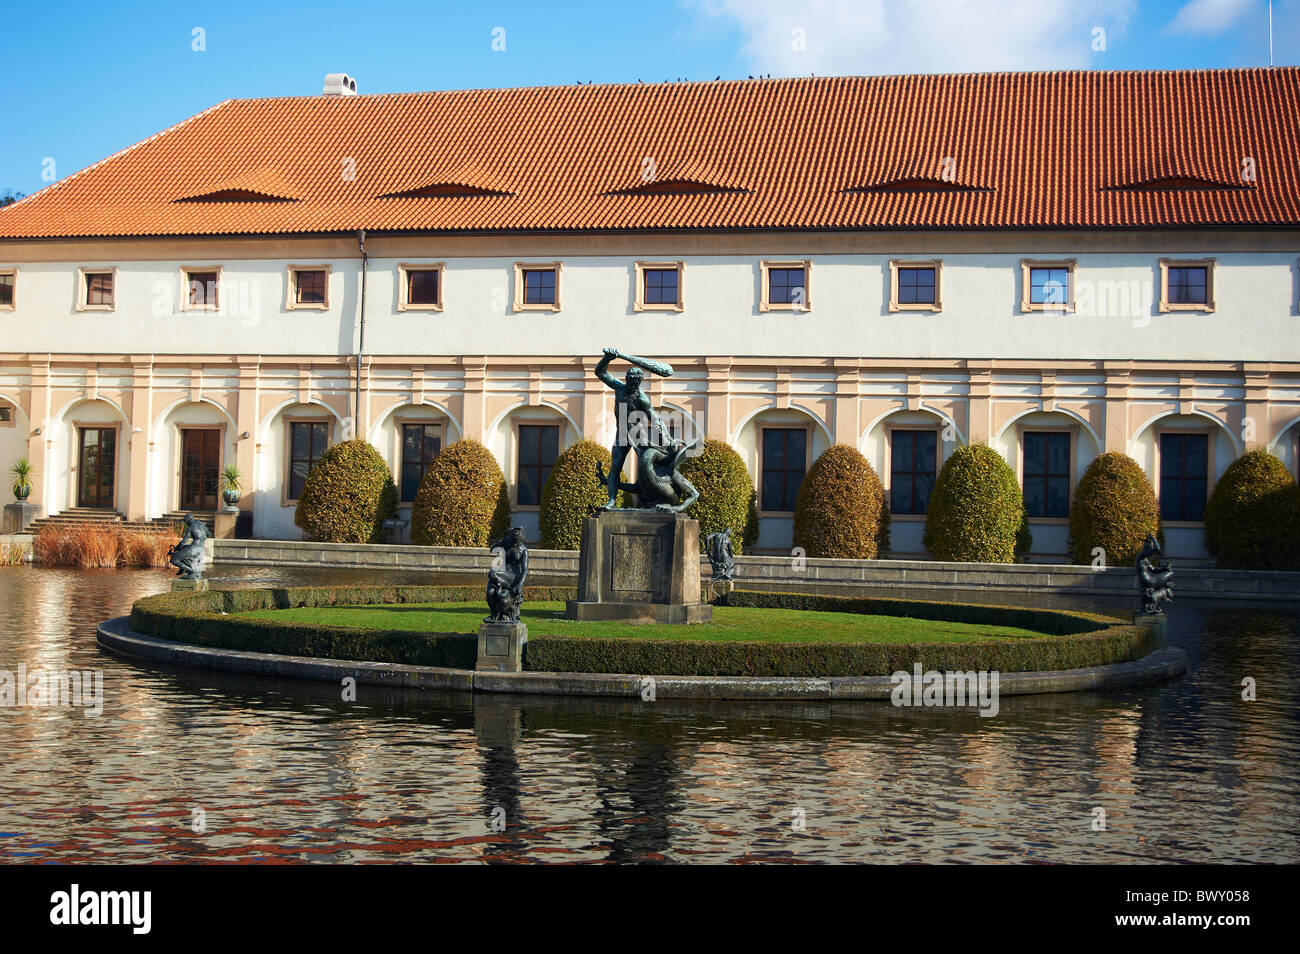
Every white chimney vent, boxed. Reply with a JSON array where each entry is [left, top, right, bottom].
[[323, 73, 358, 96]]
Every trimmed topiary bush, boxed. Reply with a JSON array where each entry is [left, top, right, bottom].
[[410, 438, 511, 547], [679, 439, 759, 552], [1204, 449, 1300, 570], [1068, 452, 1162, 566], [792, 444, 884, 559], [539, 439, 624, 550], [293, 439, 397, 543], [923, 444, 1026, 563]]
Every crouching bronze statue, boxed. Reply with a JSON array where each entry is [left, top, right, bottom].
[[485, 526, 529, 623], [168, 513, 209, 581], [1136, 534, 1174, 614]]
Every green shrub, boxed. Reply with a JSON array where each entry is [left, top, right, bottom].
[[792, 444, 884, 559], [410, 439, 511, 547], [877, 494, 892, 556], [293, 439, 397, 543], [923, 444, 1026, 563], [538, 440, 622, 549], [679, 439, 758, 552], [1204, 449, 1300, 570], [1068, 452, 1162, 565]]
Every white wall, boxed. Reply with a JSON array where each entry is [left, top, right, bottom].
[[3, 249, 1297, 362]]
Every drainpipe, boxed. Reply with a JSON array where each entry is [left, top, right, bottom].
[[354, 229, 368, 437]]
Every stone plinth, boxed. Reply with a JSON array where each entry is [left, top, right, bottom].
[[566, 510, 712, 624], [213, 511, 239, 540], [2, 502, 42, 534], [171, 578, 210, 592], [476, 621, 528, 672], [1133, 612, 1168, 650]]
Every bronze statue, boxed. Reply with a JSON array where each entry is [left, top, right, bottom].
[[168, 513, 209, 580], [705, 528, 736, 582], [485, 526, 529, 622], [593, 347, 699, 512], [1136, 533, 1174, 614]]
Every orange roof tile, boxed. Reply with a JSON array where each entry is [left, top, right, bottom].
[[2, 68, 1298, 239]]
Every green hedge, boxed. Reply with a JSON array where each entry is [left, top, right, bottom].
[[539, 440, 620, 550], [130, 585, 1150, 679], [129, 585, 576, 669], [527, 590, 1150, 677], [923, 444, 1029, 563], [1204, 449, 1300, 570], [1068, 451, 1162, 566], [410, 439, 511, 547], [293, 439, 398, 543], [792, 444, 884, 559], [678, 439, 759, 552]]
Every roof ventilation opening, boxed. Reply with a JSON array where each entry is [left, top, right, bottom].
[[323, 73, 358, 96]]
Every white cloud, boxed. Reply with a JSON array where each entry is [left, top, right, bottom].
[[1163, 0, 1256, 36], [691, 0, 1136, 76]]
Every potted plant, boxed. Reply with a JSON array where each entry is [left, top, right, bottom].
[[221, 463, 243, 510], [10, 458, 33, 502]]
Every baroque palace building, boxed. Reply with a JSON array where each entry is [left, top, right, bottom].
[[1, 68, 1298, 559]]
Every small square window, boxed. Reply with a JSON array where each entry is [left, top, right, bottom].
[[897, 267, 935, 305], [295, 269, 327, 305], [408, 269, 440, 305], [1159, 259, 1215, 312], [644, 268, 678, 304], [0, 404, 12, 424], [890, 260, 942, 311], [523, 268, 556, 305], [0, 272, 15, 308], [1167, 267, 1207, 304], [1029, 268, 1069, 306], [85, 271, 114, 307], [185, 270, 219, 309], [768, 267, 806, 306]]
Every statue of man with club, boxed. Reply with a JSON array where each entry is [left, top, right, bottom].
[[594, 347, 692, 511]]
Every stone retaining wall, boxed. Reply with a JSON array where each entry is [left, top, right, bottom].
[[211, 538, 1300, 605]]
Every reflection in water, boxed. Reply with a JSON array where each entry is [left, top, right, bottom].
[[0, 564, 1297, 863]]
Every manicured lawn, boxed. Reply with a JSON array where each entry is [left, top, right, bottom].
[[240, 601, 1050, 644]]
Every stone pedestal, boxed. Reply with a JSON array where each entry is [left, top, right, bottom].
[[476, 621, 528, 672], [566, 510, 712, 624], [2, 502, 42, 534], [171, 578, 210, 592], [1134, 612, 1168, 650], [213, 511, 238, 540]]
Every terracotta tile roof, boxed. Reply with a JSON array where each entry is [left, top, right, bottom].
[[2, 68, 1298, 239]]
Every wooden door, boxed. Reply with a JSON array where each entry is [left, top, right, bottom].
[[180, 429, 221, 510], [77, 427, 116, 508]]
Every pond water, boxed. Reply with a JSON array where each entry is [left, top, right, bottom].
[[1, 564, 1297, 864]]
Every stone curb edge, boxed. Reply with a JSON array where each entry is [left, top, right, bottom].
[[97, 617, 1188, 701]]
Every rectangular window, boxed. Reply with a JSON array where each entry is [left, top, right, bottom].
[[522, 268, 556, 305], [517, 424, 560, 506], [1160, 259, 1215, 312], [889, 260, 942, 311], [767, 267, 806, 306], [185, 270, 219, 309], [1167, 267, 1207, 304], [288, 421, 329, 501], [1029, 268, 1069, 306], [407, 269, 440, 306], [0, 404, 12, 424], [1022, 431, 1071, 518], [85, 271, 114, 307], [890, 429, 937, 515], [295, 269, 327, 305], [400, 424, 442, 503], [644, 268, 678, 305], [0, 271, 15, 308], [1160, 433, 1209, 522], [897, 267, 936, 305], [761, 427, 807, 512]]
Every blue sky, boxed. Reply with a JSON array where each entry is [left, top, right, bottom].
[[4, 0, 1296, 197]]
